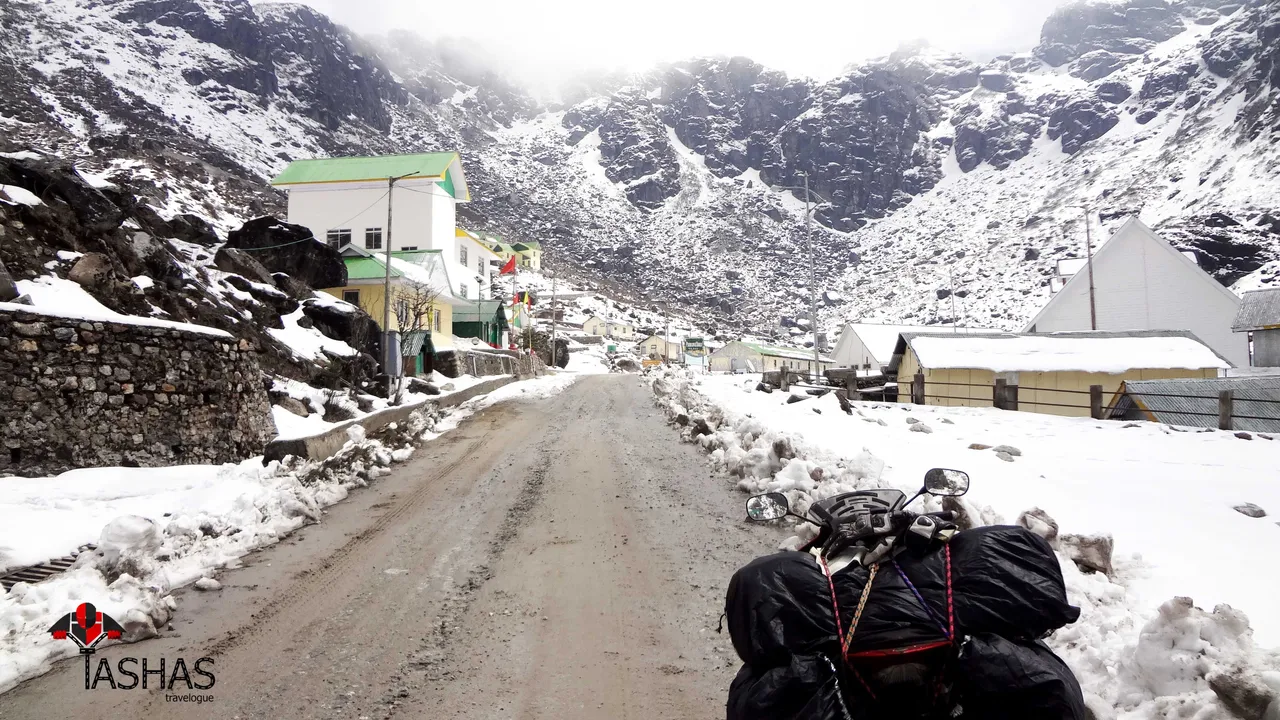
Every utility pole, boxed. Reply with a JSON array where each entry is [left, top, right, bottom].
[[804, 173, 820, 377], [604, 297, 611, 340], [1082, 207, 1098, 331], [948, 266, 959, 331], [550, 271, 558, 368], [665, 309, 671, 365]]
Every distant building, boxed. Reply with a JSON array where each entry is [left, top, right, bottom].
[[1022, 218, 1247, 367], [634, 334, 681, 362], [890, 330, 1232, 417], [512, 240, 542, 271], [582, 315, 636, 339], [831, 323, 996, 374], [709, 341, 833, 375], [1232, 288, 1280, 367]]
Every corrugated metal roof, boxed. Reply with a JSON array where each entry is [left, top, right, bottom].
[[271, 153, 456, 185], [1116, 376, 1280, 432], [1232, 288, 1280, 332]]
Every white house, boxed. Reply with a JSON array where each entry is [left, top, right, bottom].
[[271, 152, 472, 297], [1022, 218, 1247, 367], [455, 228, 500, 301], [831, 323, 996, 373], [635, 334, 682, 361], [709, 341, 833, 374], [582, 315, 636, 339]]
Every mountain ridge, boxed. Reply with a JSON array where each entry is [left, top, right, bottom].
[[1, 0, 1277, 341]]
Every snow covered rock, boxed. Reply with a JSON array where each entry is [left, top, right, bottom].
[[909, 422, 934, 434], [1234, 503, 1268, 518], [1208, 668, 1277, 720], [1060, 533, 1115, 576], [193, 577, 222, 591], [1017, 507, 1060, 543]]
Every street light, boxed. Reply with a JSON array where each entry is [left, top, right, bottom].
[[775, 173, 834, 379], [382, 169, 424, 395]]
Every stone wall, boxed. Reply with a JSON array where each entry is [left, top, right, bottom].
[[0, 308, 275, 476], [434, 348, 545, 378]]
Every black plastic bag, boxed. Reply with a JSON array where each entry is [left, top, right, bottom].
[[955, 633, 1088, 719]]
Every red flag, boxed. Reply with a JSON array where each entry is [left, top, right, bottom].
[[499, 256, 516, 275]]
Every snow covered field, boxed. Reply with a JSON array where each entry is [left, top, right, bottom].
[[653, 370, 1280, 719], [0, 367, 593, 695]]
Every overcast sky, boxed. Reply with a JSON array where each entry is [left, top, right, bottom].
[[282, 0, 1066, 90]]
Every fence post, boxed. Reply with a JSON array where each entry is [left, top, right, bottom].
[[993, 379, 1006, 410], [845, 372, 857, 398], [1219, 390, 1234, 431], [1090, 385, 1103, 420], [912, 372, 925, 405], [1005, 383, 1019, 412]]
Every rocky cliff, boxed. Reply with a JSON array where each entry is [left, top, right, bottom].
[[1, 0, 1277, 339]]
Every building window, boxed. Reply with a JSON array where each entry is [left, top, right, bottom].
[[365, 228, 383, 250], [460, 246, 468, 265], [401, 246, 418, 251], [326, 229, 351, 248], [396, 299, 408, 322], [342, 290, 359, 305], [478, 258, 484, 275], [433, 309, 442, 333], [459, 284, 469, 298]]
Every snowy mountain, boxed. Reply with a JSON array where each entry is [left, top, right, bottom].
[[1, 0, 1278, 339]]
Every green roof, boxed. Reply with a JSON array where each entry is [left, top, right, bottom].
[[491, 241, 515, 254], [343, 250, 439, 280], [513, 240, 541, 250], [740, 342, 829, 362], [271, 153, 467, 199], [454, 300, 508, 323]]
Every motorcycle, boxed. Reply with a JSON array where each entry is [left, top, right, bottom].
[[726, 470, 1087, 720]]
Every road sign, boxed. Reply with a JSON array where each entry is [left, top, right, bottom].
[[684, 337, 704, 353]]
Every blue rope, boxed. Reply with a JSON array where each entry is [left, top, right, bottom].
[[892, 560, 951, 639]]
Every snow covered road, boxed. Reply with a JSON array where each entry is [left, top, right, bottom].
[[0, 374, 781, 718]]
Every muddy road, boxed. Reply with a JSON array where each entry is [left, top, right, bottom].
[[0, 374, 784, 719]]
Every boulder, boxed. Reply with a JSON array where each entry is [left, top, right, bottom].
[[214, 246, 277, 286], [225, 217, 346, 290], [1208, 669, 1277, 720], [909, 422, 933, 434], [1233, 503, 1267, 518], [992, 444, 1022, 457], [1059, 533, 1114, 575], [275, 396, 310, 417], [786, 393, 809, 404], [300, 298, 381, 358], [1016, 507, 1059, 543], [1095, 81, 1133, 104], [68, 252, 114, 288], [167, 213, 220, 246], [405, 377, 441, 396]]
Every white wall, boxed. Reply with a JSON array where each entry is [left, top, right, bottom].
[[284, 179, 455, 254], [831, 328, 877, 369], [453, 236, 499, 300], [1027, 222, 1247, 367]]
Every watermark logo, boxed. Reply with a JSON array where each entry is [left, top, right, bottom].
[[48, 602, 123, 653], [48, 602, 215, 702]]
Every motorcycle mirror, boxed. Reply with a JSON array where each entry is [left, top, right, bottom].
[[923, 468, 970, 497], [745, 492, 790, 522]]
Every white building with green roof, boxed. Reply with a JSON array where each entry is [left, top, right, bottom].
[[709, 340, 833, 374], [271, 152, 473, 298]]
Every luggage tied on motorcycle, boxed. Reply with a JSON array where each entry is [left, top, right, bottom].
[[818, 543, 956, 704]]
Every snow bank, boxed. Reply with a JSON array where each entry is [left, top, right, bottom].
[[0, 371, 584, 694], [268, 307, 357, 360], [649, 369, 1280, 718]]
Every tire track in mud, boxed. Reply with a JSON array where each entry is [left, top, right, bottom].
[[202, 407, 513, 660], [383, 390, 585, 714]]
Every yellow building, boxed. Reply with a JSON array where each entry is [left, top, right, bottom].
[[511, 240, 542, 271], [321, 246, 472, 372], [889, 330, 1231, 417]]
